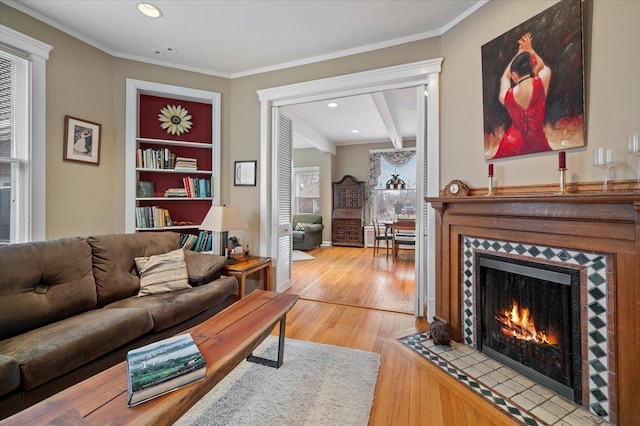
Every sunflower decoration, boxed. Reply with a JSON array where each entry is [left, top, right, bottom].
[[158, 105, 193, 136]]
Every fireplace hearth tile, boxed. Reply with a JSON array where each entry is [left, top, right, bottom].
[[531, 405, 561, 424], [398, 332, 608, 426]]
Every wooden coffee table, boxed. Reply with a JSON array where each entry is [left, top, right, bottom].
[[3, 290, 298, 425]]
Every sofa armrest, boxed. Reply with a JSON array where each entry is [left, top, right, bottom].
[[306, 223, 324, 233], [183, 250, 227, 286], [0, 354, 20, 397]]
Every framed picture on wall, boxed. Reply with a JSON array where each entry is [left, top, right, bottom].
[[481, 0, 585, 160], [63, 115, 102, 165], [234, 160, 257, 186]]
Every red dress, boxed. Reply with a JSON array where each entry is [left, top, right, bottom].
[[493, 76, 551, 159]]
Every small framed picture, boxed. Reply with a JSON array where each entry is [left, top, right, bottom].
[[234, 160, 257, 186], [63, 115, 102, 165]]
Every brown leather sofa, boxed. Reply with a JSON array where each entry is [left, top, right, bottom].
[[0, 232, 238, 419]]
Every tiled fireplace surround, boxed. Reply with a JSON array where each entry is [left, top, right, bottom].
[[427, 192, 639, 425], [461, 236, 613, 421]]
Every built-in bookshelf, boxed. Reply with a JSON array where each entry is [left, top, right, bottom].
[[125, 79, 221, 235]]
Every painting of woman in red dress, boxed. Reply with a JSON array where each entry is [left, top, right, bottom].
[[493, 33, 552, 158], [482, 0, 585, 160]]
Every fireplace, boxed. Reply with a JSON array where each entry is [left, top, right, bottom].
[[428, 192, 640, 424], [475, 253, 582, 403], [461, 237, 612, 420]]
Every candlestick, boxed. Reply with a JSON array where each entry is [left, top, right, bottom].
[[558, 151, 566, 169], [628, 132, 640, 191], [488, 163, 494, 176], [486, 175, 495, 196], [557, 168, 568, 194]]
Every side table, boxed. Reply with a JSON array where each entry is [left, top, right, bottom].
[[221, 256, 272, 298]]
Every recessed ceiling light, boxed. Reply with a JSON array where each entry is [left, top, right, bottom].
[[327, 102, 338, 108], [138, 3, 162, 18], [163, 46, 178, 54], [150, 48, 165, 56], [351, 129, 359, 133]]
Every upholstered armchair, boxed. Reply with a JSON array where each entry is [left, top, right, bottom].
[[292, 214, 324, 251]]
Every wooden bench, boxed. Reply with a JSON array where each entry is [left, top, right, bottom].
[[3, 290, 299, 425]]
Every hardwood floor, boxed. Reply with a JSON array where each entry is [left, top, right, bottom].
[[292, 245, 415, 314], [282, 247, 517, 425], [279, 300, 516, 425]]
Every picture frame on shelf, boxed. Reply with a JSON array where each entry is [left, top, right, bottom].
[[63, 115, 102, 165], [234, 160, 257, 186]]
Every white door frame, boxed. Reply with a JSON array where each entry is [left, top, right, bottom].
[[257, 59, 441, 316]]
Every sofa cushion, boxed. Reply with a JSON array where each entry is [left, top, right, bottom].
[[0, 308, 153, 391], [183, 250, 227, 285], [0, 355, 20, 397], [105, 275, 238, 332], [0, 237, 97, 340], [88, 232, 179, 306], [135, 248, 191, 296]]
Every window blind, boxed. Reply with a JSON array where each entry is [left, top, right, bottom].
[[0, 46, 30, 244]]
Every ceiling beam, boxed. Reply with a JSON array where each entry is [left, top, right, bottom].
[[287, 113, 336, 155], [371, 92, 403, 149]]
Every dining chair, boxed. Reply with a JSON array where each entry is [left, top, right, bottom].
[[372, 218, 392, 258], [392, 220, 416, 262]]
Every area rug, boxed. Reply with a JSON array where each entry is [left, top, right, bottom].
[[175, 336, 380, 426], [292, 250, 315, 262]]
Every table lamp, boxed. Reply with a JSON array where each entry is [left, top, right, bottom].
[[199, 205, 249, 262]]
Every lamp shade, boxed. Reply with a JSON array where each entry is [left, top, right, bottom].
[[199, 205, 249, 232]]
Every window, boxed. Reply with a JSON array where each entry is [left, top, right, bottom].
[[367, 149, 417, 222], [0, 47, 29, 243], [0, 26, 50, 244], [375, 156, 416, 220], [293, 167, 319, 215]]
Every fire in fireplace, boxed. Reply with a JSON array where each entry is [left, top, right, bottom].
[[475, 253, 582, 403], [496, 300, 555, 344]]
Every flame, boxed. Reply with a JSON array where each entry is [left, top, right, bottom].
[[496, 301, 555, 345]]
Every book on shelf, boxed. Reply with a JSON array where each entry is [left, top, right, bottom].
[[126, 333, 206, 407], [135, 206, 173, 228], [174, 156, 197, 171], [164, 188, 188, 198], [180, 231, 211, 252], [180, 177, 211, 198], [136, 148, 176, 170]]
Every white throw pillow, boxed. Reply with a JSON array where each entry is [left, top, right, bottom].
[[135, 248, 191, 296], [295, 222, 312, 231]]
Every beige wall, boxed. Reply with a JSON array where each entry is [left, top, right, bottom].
[[334, 141, 417, 225], [1, 5, 116, 238], [3, 1, 639, 244], [228, 37, 441, 250], [440, 0, 640, 187], [1, 4, 231, 239]]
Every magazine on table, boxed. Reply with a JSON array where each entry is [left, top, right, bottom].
[[126, 333, 206, 407]]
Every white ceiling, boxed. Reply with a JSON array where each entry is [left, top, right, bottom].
[[5, 0, 487, 149], [282, 87, 419, 150]]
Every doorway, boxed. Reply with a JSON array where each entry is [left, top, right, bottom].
[[257, 59, 442, 317]]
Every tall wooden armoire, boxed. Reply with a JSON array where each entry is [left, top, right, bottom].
[[331, 175, 365, 247]]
